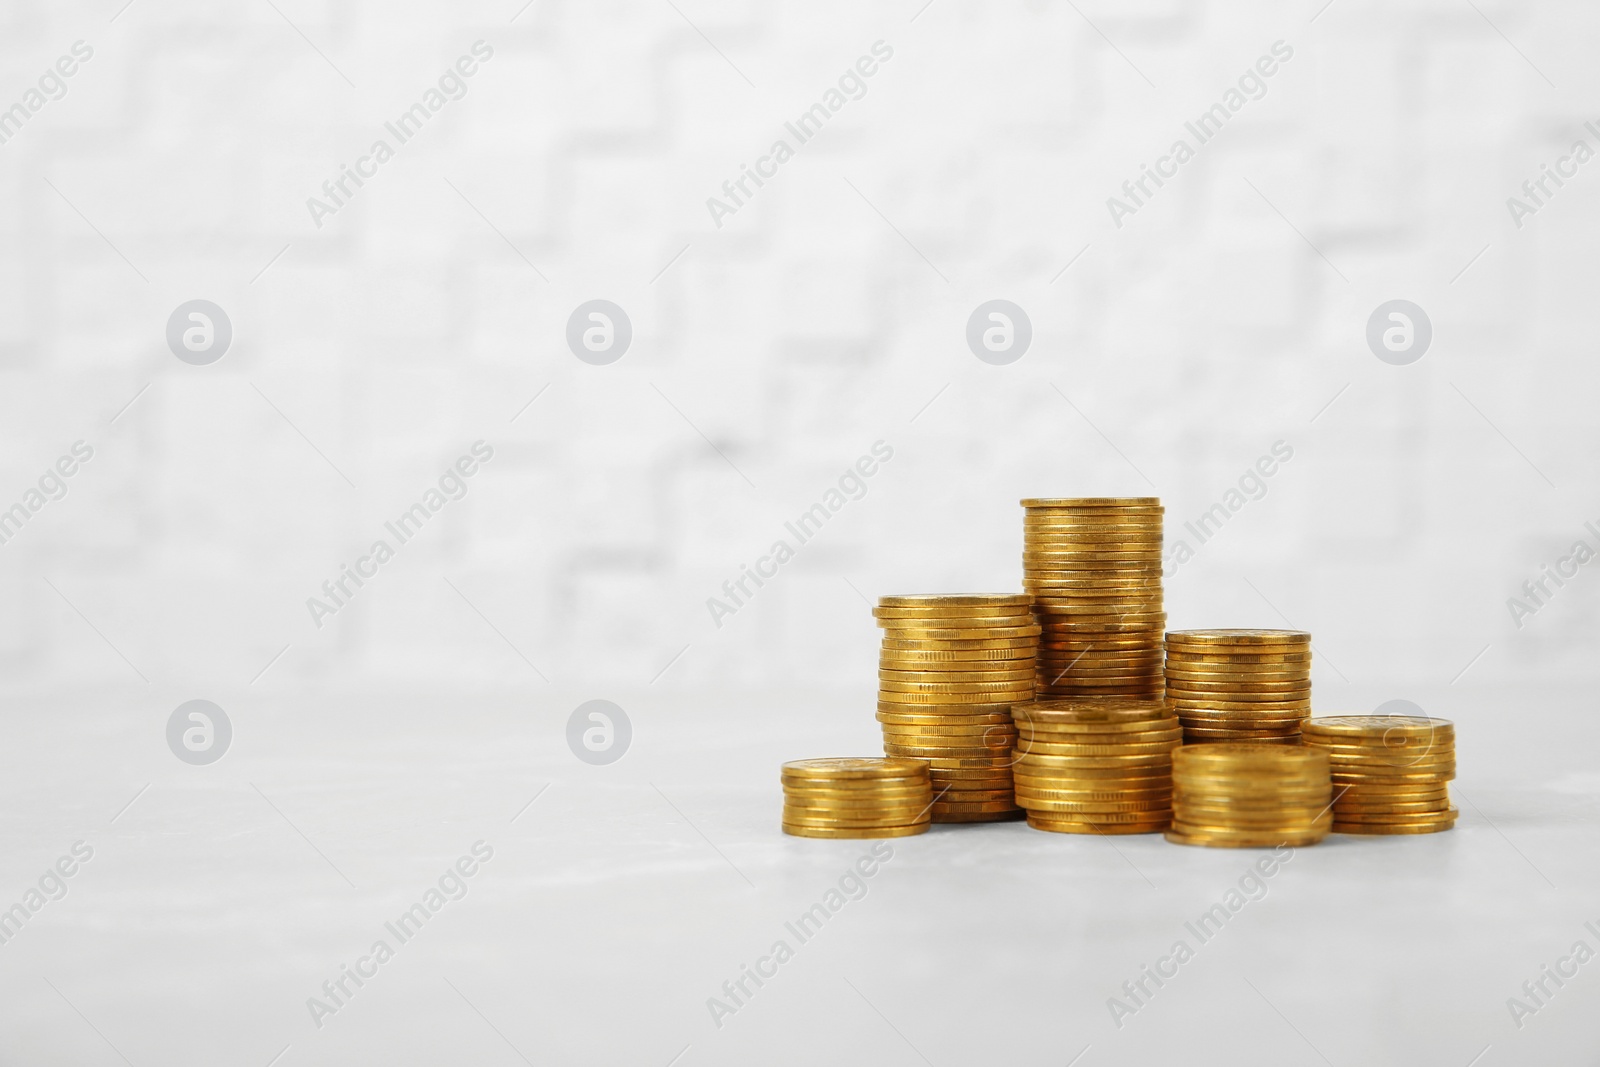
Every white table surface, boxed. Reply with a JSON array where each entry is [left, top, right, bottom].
[[0, 681, 1592, 1066]]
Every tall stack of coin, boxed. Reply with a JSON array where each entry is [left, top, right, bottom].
[[1021, 498, 1165, 700], [1011, 699, 1181, 834], [781, 758, 934, 838], [875, 594, 1037, 822], [1163, 629, 1312, 744], [1167, 743, 1332, 847], [1301, 716, 1458, 834]]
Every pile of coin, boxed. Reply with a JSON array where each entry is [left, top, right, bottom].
[[874, 595, 1037, 822], [781, 758, 934, 838], [1301, 716, 1458, 834], [1167, 743, 1333, 847], [1012, 699, 1180, 834], [1021, 498, 1165, 701], [1164, 629, 1312, 744]]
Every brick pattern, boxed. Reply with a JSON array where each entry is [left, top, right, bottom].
[[0, 0, 1595, 699]]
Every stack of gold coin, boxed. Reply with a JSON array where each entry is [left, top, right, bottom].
[[1163, 629, 1312, 744], [781, 758, 934, 838], [1301, 716, 1458, 834], [1167, 743, 1332, 847], [1020, 498, 1165, 701], [1011, 699, 1180, 834], [874, 594, 1037, 822]]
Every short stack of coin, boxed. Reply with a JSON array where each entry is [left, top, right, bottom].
[[1167, 743, 1333, 847], [1163, 629, 1312, 744], [874, 595, 1037, 822], [1021, 498, 1165, 701], [781, 758, 934, 838], [1011, 699, 1181, 834], [1301, 716, 1458, 834]]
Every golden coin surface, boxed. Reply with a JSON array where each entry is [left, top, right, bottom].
[[878, 627, 1043, 642], [880, 637, 1040, 651], [1166, 629, 1311, 646], [1019, 715, 1180, 733], [878, 594, 1032, 608], [781, 814, 931, 830], [880, 658, 1037, 673], [1333, 818, 1456, 835], [877, 695, 1034, 709], [1017, 737, 1179, 755], [1167, 646, 1313, 658], [1303, 714, 1452, 735], [880, 668, 1036, 685], [1332, 799, 1452, 815], [929, 799, 1022, 813], [876, 714, 1015, 728], [1175, 743, 1328, 768], [782, 757, 930, 780], [880, 720, 1017, 734], [1329, 806, 1461, 823], [1334, 783, 1452, 799], [874, 601, 1035, 616], [783, 823, 930, 839], [1015, 783, 1172, 799], [781, 794, 934, 810]]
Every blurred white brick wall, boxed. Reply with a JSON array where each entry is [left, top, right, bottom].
[[1, 0, 1597, 699]]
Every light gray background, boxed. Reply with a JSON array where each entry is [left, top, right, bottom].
[[1, 0, 1596, 1064]]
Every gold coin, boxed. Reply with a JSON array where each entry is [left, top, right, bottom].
[[1015, 765, 1171, 783], [877, 695, 1033, 709], [874, 600, 1034, 614], [1332, 799, 1451, 814], [1175, 743, 1328, 767], [1333, 817, 1456, 835], [1016, 736, 1178, 755], [1165, 649, 1313, 663], [1302, 715, 1453, 736], [880, 656, 1037, 671], [782, 797, 933, 813], [932, 810, 1028, 823], [1020, 724, 1176, 745], [1165, 671, 1312, 686], [781, 757, 930, 780], [879, 667, 1036, 684], [879, 681, 1037, 697], [876, 626, 1043, 641], [781, 813, 932, 829], [1021, 495, 1163, 506], [1334, 783, 1451, 799], [1328, 806, 1461, 824], [929, 799, 1022, 814], [1166, 629, 1310, 646], [1169, 699, 1311, 713], [880, 637, 1039, 651], [876, 713, 1014, 728], [877, 594, 1032, 608], [1305, 735, 1454, 753], [782, 780, 934, 796], [1015, 782, 1172, 798], [783, 823, 930, 839], [1164, 829, 1328, 848], [882, 724, 1017, 739]]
